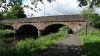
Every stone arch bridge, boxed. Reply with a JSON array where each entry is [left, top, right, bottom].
[[0, 15, 86, 37]]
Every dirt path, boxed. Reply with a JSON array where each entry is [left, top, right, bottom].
[[33, 34, 84, 56], [59, 34, 83, 46]]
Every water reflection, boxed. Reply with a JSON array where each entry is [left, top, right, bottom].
[[0, 32, 38, 45]]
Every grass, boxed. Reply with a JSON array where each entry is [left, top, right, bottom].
[[79, 28, 100, 56], [0, 29, 15, 38]]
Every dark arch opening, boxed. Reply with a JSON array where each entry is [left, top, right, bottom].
[[16, 25, 38, 39], [2, 25, 14, 30], [42, 24, 73, 35], [0, 25, 15, 37], [42, 24, 65, 35]]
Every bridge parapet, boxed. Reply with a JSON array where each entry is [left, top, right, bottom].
[[0, 15, 85, 24]]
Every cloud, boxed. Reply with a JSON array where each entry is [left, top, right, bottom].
[[34, 0, 83, 17]]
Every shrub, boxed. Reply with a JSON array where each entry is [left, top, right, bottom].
[[79, 28, 100, 56], [0, 41, 15, 56]]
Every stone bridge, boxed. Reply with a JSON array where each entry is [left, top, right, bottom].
[[0, 15, 86, 37]]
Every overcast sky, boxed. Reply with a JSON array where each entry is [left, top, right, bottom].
[[23, 0, 100, 17]]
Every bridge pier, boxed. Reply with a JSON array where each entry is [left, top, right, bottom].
[[38, 30, 41, 37]]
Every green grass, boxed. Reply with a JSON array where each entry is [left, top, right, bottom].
[[0, 29, 15, 34], [0, 29, 15, 38], [79, 28, 100, 56]]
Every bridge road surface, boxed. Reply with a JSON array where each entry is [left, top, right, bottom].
[[33, 34, 84, 56]]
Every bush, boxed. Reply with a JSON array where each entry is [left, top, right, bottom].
[[91, 14, 100, 29], [93, 21, 100, 29], [79, 28, 100, 56], [15, 39, 35, 56], [0, 41, 15, 56]]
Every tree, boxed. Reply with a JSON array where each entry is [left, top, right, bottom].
[[81, 7, 95, 23], [81, 7, 95, 35], [91, 13, 100, 29], [0, 0, 26, 19], [0, 13, 3, 20], [4, 4, 26, 19], [0, 0, 23, 13], [78, 0, 100, 8]]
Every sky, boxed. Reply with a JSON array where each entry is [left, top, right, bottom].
[[1, 0, 99, 17], [23, 0, 100, 17], [0, 0, 100, 17]]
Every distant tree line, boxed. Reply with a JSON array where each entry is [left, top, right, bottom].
[[0, 0, 26, 19]]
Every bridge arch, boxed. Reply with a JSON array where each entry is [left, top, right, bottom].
[[2, 25, 14, 30], [16, 24, 38, 39], [42, 24, 73, 35]]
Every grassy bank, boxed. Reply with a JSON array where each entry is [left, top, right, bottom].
[[79, 28, 100, 56]]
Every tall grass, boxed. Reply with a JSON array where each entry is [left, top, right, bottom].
[[79, 28, 100, 56]]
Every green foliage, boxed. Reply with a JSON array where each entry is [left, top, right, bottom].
[[81, 8, 95, 22], [91, 14, 100, 29], [0, 0, 22, 8], [78, 0, 100, 8], [4, 4, 26, 19], [15, 26, 68, 56], [0, 41, 15, 56], [81, 8, 100, 29], [0, 0, 23, 15], [0, 29, 15, 38], [81, 7, 100, 33], [0, 0, 26, 19], [0, 13, 3, 20], [79, 28, 100, 56], [93, 21, 100, 29]]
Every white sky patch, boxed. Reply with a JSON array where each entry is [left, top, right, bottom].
[[95, 8, 100, 14]]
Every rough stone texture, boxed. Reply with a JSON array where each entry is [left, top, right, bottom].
[[1, 15, 84, 23]]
